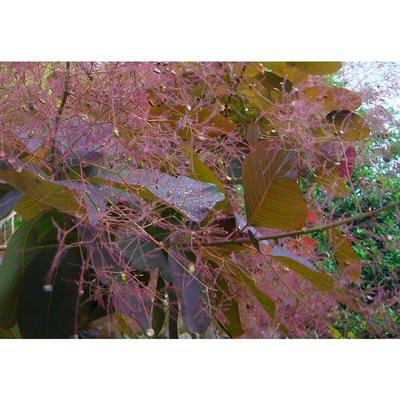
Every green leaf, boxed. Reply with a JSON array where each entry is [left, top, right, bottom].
[[151, 273, 166, 337], [15, 195, 50, 220], [0, 325, 22, 339], [293, 62, 342, 75], [0, 212, 57, 328], [182, 146, 228, 210], [328, 325, 343, 338], [242, 141, 307, 229], [271, 246, 334, 291], [216, 275, 243, 337], [227, 262, 275, 320], [18, 248, 82, 338], [0, 161, 86, 218], [167, 286, 179, 339], [260, 71, 293, 94]]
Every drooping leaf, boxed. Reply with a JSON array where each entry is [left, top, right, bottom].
[[242, 141, 307, 229], [168, 249, 211, 334], [227, 261, 276, 319], [303, 86, 362, 112], [0, 212, 57, 328], [216, 275, 243, 338], [271, 246, 334, 291], [18, 247, 82, 338], [326, 110, 370, 141], [206, 248, 276, 321], [293, 62, 342, 75], [92, 167, 225, 223], [0, 160, 87, 218]]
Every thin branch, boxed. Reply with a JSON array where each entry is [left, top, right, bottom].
[[55, 61, 71, 125], [50, 62, 71, 176], [195, 200, 400, 248]]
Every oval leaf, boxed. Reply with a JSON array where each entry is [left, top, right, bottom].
[[93, 168, 225, 223], [0, 160, 87, 218], [227, 262, 276, 319], [303, 86, 362, 112], [18, 248, 82, 338], [168, 249, 211, 334], [242, 141, 307, 229], [326, 110, 370, 141], [0, 212, 57, 328], [293, 62, 342, 75], [271, 246, 334, 291]]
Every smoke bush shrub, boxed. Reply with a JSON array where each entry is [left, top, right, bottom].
[[0, 62, 398, 338]]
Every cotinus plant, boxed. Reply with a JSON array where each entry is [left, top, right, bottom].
[[0, 62, 397, 338]]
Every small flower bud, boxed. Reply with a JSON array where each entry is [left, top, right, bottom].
[[188, 262, 196, 274], [43, 284, 53, 293], [112, 127, 120, 138], [146, 328, 155, 337], [217, 159, 224, 167]]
